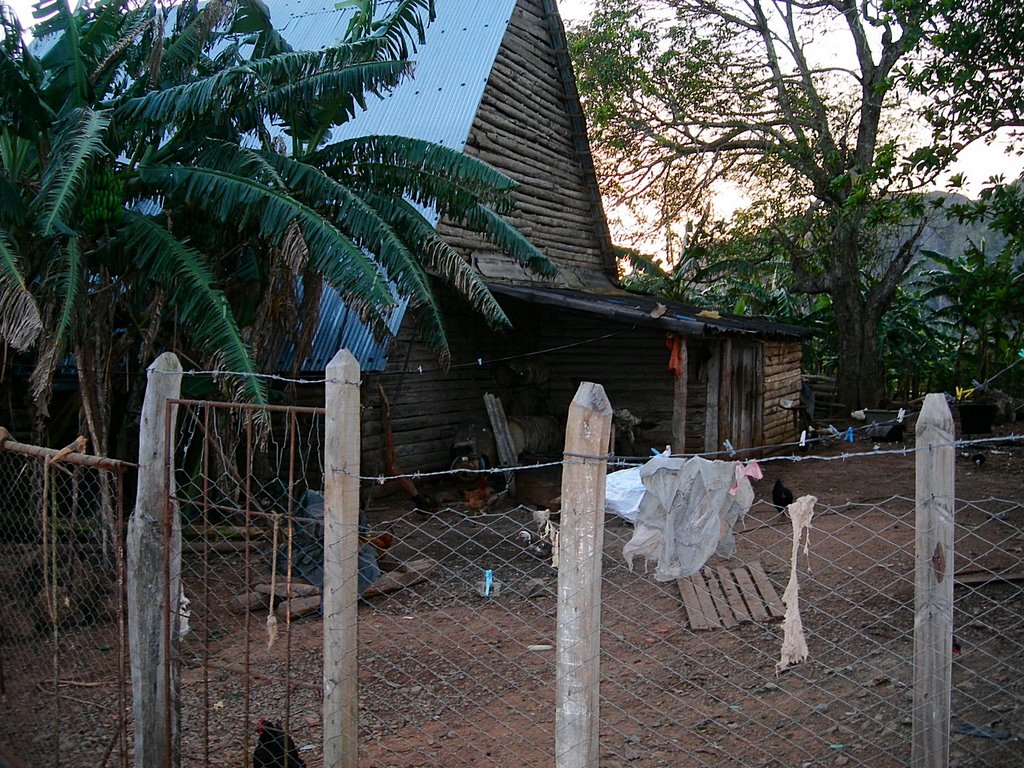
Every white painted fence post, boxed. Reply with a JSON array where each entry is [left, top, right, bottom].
[[323, 350, 361, 768], [556, 382, 613, 768], [127, 352, 183, 766], [912, 393, 955, 767]]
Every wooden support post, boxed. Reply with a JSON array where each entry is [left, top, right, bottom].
[[127, 352, 183, 767], [912, 393, 955, 768], [323, 350, 361, 768], [704, 343, 721, 454], [671, 337, 688, 454], [556, 382, 612, 768], [484, 392, 518, 495]]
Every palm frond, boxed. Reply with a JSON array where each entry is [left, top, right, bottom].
[[314, 135, 517, 215], [0, 44, 53, 139], [89, 5, 154, 87], [160, 0, 233, 84], [261, 150, 437, 305], [136, 160, 394, 310], [117, 51, 410, 132], [33, 107, 111, 237], [358, 0, 435, 61], [51, 235, 83, 345], [460, 204, 557, 278], [0, 227, 43, 351], [34, 0, 91, 106], [116, 210, 267, 404], [363, 190, 511, 334], [230, 0, 293, 58]]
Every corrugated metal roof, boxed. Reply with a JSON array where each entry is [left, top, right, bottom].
[[270, 0, 518, 150], [259, 0, 518, 372], [488, 283, 813, 339]]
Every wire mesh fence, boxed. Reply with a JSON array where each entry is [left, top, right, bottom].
[[171, 399, 328, 766], [160, 391, 1023, 767], [5, 367, 1021, 768], [0, 433, 132, 767]]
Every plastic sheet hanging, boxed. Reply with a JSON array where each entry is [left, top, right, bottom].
[[622, 455, 762, 581]]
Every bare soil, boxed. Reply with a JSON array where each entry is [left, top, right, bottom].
[[2, 431, 1023, 768]]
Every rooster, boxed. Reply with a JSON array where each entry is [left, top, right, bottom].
[[253, 719, 305, 768]]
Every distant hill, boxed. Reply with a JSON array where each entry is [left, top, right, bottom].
[[914, 191, 1009, 263]]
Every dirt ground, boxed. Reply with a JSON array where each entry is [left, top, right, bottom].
[[2, 427, 1023, 768]]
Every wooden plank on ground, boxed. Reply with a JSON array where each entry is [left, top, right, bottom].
[[747, 561, 786, 618], [677, 577, 711, 630], [733, 566, 770, 622], [717, 566, 751, 623], [953, 570, 1024, 586], [690, 570, 721, 629], [702, 568, 738, 628]]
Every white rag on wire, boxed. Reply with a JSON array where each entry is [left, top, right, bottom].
[[621, 455, 762, 581], [776, 494, 817, 674]]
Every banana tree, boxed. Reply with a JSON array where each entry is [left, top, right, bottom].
[[917, 241, 1024, 390], [0, 0, 553, 462]]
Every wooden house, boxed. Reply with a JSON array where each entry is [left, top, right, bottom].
[[269, 0, 808, 475]]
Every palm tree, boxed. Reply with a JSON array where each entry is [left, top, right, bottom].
[[0, 0, 553, 460]]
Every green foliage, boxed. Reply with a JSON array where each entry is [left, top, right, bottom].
[[0, 0, 550, 454], [916, 242, 1024, 387], [568, 0, 987, 408]]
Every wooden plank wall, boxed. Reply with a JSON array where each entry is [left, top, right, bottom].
[[435, 0, 609, 278], [762, 340, 803, 447], [291, 317, 801, 473], [705, 339, 764, 454]]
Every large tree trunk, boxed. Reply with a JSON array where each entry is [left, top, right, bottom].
[[830, 229, 885, 411], [833, 303, 883, 411]]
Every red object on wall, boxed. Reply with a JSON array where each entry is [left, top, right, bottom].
[[665, 334, 684, 379]]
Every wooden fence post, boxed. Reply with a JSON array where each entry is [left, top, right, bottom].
[[323, 350, 361, 768], [912, 393, 955, 767], [127, 352, 183, 767], [556, 382, 612, 768]]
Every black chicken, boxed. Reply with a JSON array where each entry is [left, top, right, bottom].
[[772, 479, 794, 515], [253, 719, 305, 768]]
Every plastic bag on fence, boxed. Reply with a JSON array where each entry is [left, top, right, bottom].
[[605, 465, 646, 522], [622, 455, 759, 581]]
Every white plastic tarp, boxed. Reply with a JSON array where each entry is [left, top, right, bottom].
[[621, 455, 761, 581]]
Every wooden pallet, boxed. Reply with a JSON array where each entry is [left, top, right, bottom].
[[678, 562, 786, 630]]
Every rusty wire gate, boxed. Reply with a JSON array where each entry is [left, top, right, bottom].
[[168, 399, 328, 765], [0, 430, 132, 767]]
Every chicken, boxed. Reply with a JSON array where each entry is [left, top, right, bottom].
[[772, 479, 794, 515], [463, 476, 495, 514], [253, 719, 305, 768]]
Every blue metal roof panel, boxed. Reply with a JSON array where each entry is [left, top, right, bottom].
[[267, 0, 516, 150]]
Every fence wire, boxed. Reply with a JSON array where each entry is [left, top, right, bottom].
[[8, 386, 1008, 767], [0, 438, 131, 768], [161, 392, 1023, 768]]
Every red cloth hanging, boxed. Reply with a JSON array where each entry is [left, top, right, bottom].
[[665, 334, 684, 379]]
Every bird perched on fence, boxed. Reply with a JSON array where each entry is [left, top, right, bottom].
[[253, 719, 305, 768], [772, 479, 794, 515]]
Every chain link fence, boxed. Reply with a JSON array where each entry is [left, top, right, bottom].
[[6, 372, 1020, 768], [0, 432, 132, 767], [159, 390, 1021, 767]]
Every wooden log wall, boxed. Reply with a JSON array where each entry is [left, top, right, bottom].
[[435, 0, 611, 279], [762, 340, 803, 447]]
